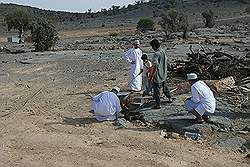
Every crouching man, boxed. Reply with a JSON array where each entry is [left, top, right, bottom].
[[185, 73, 216, 124], [93, 86, 121, 122]]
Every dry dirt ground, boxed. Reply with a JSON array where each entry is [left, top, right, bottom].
[[0, 29, 249, 166]]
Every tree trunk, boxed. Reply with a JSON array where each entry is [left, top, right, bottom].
[[182, 28, 188, 39], [18, 27, 23, 43]]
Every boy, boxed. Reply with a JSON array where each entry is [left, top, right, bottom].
[[141, 54, 153, 96]]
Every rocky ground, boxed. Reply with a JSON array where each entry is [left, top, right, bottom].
[[0, 23, 249, 166]]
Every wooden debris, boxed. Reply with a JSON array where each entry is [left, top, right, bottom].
[[169, 45, 250, 81]]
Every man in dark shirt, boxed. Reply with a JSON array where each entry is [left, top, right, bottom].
[[150, 39, 173, 109]]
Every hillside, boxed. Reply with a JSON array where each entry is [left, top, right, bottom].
[[0, 0, 249, 33]]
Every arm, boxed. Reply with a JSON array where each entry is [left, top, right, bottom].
[[116, 98, 122, 113], [191, 86, 200, 103], [93, 92, 105, 102], [115, 97, 122, 120], [148, 67, 155, 81], [124, 49, 132, 63], [149, 54, 158, 80]]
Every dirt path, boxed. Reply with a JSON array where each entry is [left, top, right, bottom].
[[0, 49, 249, 167]]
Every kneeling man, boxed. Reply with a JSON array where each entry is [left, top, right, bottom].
[[93, 87, 121, 122], [185, 73, 216, 123]]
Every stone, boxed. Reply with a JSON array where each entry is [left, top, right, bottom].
[[212, 137, 246, 149], [169, 132, 180, 139], [237, 131, 248, 135], [115, 118, 133, 129], [208, 116, 233, 130], [242, 126, 250, 132], [160, 130, 167, 138], [160, 130, 180, 139], [96, 140, 104, 145], [206, 76, 236, 92]]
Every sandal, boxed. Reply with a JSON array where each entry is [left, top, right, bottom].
[[152, 104, 161, 109], [202, 115, 210, 122], [189, 118, 205, 124]]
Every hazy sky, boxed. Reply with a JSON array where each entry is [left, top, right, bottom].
[[0, 0, 145, 12]]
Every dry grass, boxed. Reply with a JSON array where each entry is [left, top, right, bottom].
[[0, 37, 6, 43], [59, 26, 136, 39]]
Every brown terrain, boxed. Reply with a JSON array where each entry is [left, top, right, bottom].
[[0, 0, 250, 167]]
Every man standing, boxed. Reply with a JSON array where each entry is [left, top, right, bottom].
[[93, 87, 121, 122], [184, 73, 216, 123], [124, 40, 143, 92], [150, 39, 173, 109]]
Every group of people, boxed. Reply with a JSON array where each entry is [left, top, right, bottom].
[[92, 39, 216, 124], [124, 39, 174, 109]]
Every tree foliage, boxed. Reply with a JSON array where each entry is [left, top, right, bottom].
[[4, 9, 32, 43], [202, 10, 215, 28], [31, 18, 58, 52], [136, 18, 155, 32], [159, 9, 189, 39]]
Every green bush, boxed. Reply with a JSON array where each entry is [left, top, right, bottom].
[[31, 18, 58, 52], [4, 9, 32, 43], [136, 18, 155, 32]]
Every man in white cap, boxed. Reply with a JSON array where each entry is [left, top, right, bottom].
[[185, 73, 216, 123], [93, 86, 122, 122], [124, 40, 143, 91]]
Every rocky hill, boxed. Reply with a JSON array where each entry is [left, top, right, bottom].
[[0, 0, 249, 32]]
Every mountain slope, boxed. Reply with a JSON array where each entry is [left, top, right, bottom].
[[0, 0, 249, 32]]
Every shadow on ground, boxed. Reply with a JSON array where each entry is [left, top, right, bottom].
[[45, 116, 98, 127], [63, 117, 97, 126]]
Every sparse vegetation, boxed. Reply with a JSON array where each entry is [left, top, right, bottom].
[[109, 32, 118, 37], [159, 9, 189, 39], [31, 18, 58, 52], [136, 18, 155, 32], [4, 9, 32, 43], [202, 10, 215, 28]]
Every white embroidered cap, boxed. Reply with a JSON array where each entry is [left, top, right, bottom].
[[112, 86, 120, 93], [134, 40, 140, 45], [187, 73, 198, 80]]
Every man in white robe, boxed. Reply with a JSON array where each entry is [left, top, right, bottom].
[[184, 73, 216, 123], [124, 40, 143, 91], [93, 87, 121, 122]]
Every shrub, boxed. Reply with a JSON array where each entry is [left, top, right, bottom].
[[31, 18, 58, 52], [109, 32, 118, 37], [136, 18, 155, 32]]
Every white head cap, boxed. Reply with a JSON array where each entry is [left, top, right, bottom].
[[134, 40, 140, 45], [112, 86, 120, 93], [187, 73, 198, 80]]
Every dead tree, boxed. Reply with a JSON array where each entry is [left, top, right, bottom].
[[169, 45, 250, 81], [159, 9, 189, 39], [202, 10, 215, 28]]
